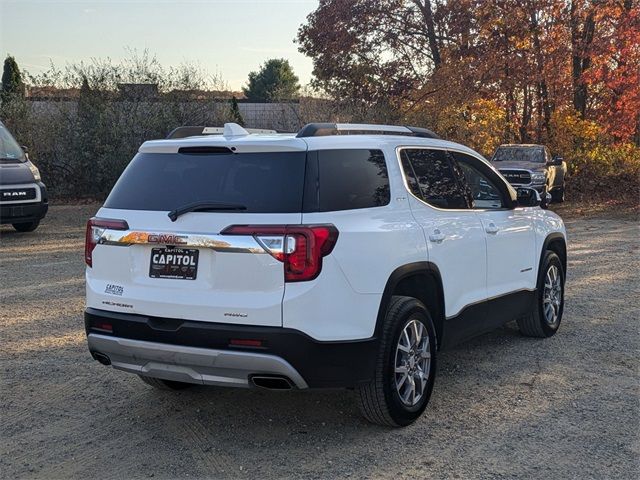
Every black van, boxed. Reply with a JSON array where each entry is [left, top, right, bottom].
[[0, 121, 48, 231]]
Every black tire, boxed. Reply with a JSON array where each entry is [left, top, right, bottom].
[[357, 296, 437, 427], [538, 186, 551, 209], [138, 375, 193, 391], [517, 251, 565, 338], [551, 186, 565, 203], [12, 220, 40, 232]]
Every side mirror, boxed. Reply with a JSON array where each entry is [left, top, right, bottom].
[[551, 156, 563, 166], [516, 187, 542, 208], [21, 145, 29, 154]]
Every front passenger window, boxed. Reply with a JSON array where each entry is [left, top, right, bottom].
[[451, 153, 505, 209]]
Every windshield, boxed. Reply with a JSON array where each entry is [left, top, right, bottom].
[[492, 146, 545, 163], [0, 121, 25, 163], [104, 151, 307, 213]]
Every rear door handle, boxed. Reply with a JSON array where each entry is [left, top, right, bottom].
[[429, 229, 446, 243], [485, 222, 499, 234]]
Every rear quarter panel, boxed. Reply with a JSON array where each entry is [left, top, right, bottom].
[[283, 142, 428, 341], [285, 202, 426, 341]]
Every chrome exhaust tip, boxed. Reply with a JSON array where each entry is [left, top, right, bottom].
[[91, 351, 111, 366], [250, 375, 293, 390]]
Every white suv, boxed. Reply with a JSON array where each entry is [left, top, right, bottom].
[[84, 123, 567, 427]]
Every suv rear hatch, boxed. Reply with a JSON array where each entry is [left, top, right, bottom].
[[86, 139, 316, 327]]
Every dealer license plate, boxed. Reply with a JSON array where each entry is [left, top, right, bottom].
[[149, 247, 199, 280]]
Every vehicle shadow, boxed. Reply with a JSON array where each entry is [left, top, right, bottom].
[[67, 322, 576, 476]]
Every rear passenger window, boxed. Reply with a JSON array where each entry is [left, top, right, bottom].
[[400, 149, 468, 209], [317, 149, 390, 211]]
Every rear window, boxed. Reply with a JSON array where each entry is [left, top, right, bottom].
[[315, 149, 390, 212], [104, 151, 306, 213]]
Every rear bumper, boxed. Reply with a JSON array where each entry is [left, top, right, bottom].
[[0, 182, 48, 224], [87, 333, 309, 388], [85, 308, 378, 389]]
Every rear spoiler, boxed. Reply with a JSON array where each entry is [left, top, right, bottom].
[[167, 123, 277, 139]]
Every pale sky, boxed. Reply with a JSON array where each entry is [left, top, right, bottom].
[[0, 0, 318, 90]]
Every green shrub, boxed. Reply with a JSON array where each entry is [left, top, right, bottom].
[[0, 52, 240, 199]]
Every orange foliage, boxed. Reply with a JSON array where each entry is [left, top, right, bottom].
[[586, 1, 640, 142], [298, 0, 640, 198]]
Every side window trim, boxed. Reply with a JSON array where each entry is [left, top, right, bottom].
[[302, 150, 319, 213], [401, 150, 426, 200]]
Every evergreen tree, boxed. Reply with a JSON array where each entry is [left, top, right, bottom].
[[229, 96, 245, 126], [1, 55, 26, 103]]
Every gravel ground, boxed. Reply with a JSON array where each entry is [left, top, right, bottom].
[[1, 203, 638, 479]]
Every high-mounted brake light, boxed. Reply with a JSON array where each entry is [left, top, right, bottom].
[[221, 224, 339, 282], [85, 217, 129, 267]]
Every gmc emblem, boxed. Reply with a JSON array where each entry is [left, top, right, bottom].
[[147, 233, 187, 245]]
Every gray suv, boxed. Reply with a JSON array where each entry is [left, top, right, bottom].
[[491, 144, 567, 203], [0, 121, 48, 231]]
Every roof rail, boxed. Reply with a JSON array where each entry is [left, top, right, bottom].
[[167, 123, 277, 139], [296, 123, 440, 139]]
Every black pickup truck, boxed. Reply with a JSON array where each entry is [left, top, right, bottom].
[[0, 121, 48, 231], [491, 144, 567, 203]]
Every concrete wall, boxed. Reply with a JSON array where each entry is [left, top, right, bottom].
[[236, 102, 301, 131], [26, 99, 302, 132]]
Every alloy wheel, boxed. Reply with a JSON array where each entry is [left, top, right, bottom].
[[394, 319, 431, 406], [543, 264, 562, 325]]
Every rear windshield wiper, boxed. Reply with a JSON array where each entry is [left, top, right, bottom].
[[168, 201, 247, 221]]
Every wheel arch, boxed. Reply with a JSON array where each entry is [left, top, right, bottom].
[[375, 262, 446, 349], [541, 233, 567, 274]]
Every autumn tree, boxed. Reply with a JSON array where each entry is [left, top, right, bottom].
[[298, 0, 640, 145], [297, 0, 445, 104], [570, 0, 596, 118], [585, 0, 640, 142]]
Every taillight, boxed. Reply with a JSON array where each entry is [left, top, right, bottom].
[[221, 224, 339, 282], [85, 217, 129, 267]]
